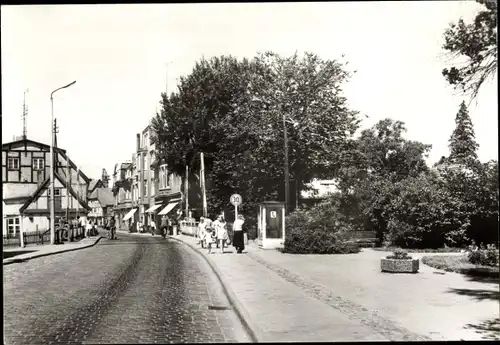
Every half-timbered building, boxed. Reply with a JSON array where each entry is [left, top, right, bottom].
[[2, 137, 91, 236]]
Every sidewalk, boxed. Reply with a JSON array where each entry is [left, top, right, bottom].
[[172, 234, 397, 342], [3, 233, 103, 266], [246, 245, 499, 341]]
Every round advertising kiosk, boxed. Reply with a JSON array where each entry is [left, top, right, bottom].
[[258, 201, 285, 249]]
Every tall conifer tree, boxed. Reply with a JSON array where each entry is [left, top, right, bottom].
[[448, 101, 479, 166]]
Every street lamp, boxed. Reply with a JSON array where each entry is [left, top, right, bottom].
[[50, 80, 76, 245]]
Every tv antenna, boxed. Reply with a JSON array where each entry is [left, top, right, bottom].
[[22, 89, 29, 139]]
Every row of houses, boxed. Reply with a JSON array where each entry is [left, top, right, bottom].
[[2, 129, 337, 238], [2, 136, 114, 237], [111, 124, 201, 233]]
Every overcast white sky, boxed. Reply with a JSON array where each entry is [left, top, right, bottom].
[[2, 2, 497, 180]]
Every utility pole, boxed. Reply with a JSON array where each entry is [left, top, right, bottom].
[[283, 114, 290, 215], [200, 152, 207, 218], [66, 152, 70, 223], [50, 80, 76, 245], [185, 164, 189, 218]]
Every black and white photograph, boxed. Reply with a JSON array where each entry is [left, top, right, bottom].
[[1, 1, 498, 343]]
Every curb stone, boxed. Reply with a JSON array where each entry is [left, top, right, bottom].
[[169, 235, 261, 343], [3, 236, 103, 266]]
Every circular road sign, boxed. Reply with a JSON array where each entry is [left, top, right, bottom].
[[230, 194, 242, 206]]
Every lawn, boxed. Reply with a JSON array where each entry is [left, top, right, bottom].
[[421, 254, 500, 278], [373, 246, 463, 253]]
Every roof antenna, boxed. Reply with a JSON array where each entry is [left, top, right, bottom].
[[22, 89, 29, 140]]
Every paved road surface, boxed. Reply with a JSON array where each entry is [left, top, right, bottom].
[[3, 233, 249, 344]]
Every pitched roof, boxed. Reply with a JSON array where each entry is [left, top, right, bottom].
[[2, 138, 66, 154], [19, 171, 91, 213], [88, 179, 103, 193], [89, 187, 114, 207]]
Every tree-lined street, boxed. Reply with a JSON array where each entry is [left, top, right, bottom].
[[3, 233, 249, 344]]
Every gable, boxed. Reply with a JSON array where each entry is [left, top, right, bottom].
[[19, 171, 91, 213]]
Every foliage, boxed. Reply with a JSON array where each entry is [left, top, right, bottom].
[[422, 254, 499, 278], [385, 173, 471, 249], [386, 249, 412, 260], [448, 101, 480, 166], [467, 243, 499, 267], [282, 209, 360, 254], [372, 246, 464, 253], [442, 0, 497, 100], [151, 52, 360, 225]]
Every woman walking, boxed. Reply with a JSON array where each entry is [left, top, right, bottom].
[[197, 217, 206, 248], [232, 214, 245, 254], [215, 215, 229, 254]]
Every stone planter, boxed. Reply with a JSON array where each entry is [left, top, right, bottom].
[[381, 257, 419, 273]]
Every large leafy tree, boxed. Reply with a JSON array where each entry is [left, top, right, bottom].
[[247, 51, 360, 203], [337, 118, 431, 191], [152, 52, 360, 228], [334, 119, 432, 241], [442, 0, 497, 100]]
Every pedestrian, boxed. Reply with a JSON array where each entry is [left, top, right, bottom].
[[197, 217, 206, 248], [79, 216, 87, 238], [151, 218, 156, 236], [72, 217, 79, 239], [86, 220, 93, 237], [205, 226, 216, 254], [161, 216, 168, 238], [110, 216, 116, 240], [215, 215, 228, 254], [232, 214, 245, 254]]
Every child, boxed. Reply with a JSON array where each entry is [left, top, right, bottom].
[[205, 227, 216, 254]]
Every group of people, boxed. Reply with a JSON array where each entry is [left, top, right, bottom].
[[196, 214, 246, 254]]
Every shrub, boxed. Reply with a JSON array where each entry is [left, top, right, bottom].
[[467, 244, 499, 267], [283, 209, 361, 254], [385, 173, 470, 249], [386, 248, 413, 260]]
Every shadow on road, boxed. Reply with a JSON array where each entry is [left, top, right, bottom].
[[465, 318, 500, 340], [463, 271, 500, 284], [447, 287, 499, 301]]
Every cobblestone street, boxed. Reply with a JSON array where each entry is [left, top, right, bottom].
[[3, 233, 249, 344]]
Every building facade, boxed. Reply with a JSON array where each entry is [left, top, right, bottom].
[[88, 187, 115, 226], [2, 137, 91, 236]]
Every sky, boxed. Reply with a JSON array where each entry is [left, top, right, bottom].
[[2, 2, 498, 181]]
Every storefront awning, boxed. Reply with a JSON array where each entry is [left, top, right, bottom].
[[123, 208, 137, 221], [158, 202, 178, 216], [145, 204, 162, 213]]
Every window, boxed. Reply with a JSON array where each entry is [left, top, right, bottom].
[[7, 157, 19, 170], [7, 217, 20, 236], [144, 181, 148, 197], [159, 164, 170, 190], [33, 158, 45, 170], [47, 189, 61, 197]]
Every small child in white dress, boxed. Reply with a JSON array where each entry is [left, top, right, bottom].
[[205, 227, 216, 254]]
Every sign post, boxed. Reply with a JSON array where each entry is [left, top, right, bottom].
[[230, 194, 242, 220], [230, 194, 245, 244]]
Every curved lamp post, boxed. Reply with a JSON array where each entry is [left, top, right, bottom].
[[50, 80, 76, 245]]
